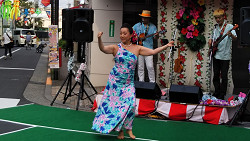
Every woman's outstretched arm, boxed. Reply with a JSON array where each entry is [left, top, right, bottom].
[[139, 41, 175, 56]]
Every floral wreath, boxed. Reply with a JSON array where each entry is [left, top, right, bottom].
[[176, 0, 206, 52]]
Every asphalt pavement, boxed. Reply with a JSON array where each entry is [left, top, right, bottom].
[[0, 47, 40, 105]]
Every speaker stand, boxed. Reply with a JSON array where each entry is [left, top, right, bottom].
[[50, 52, 75, 107], [74, 42, 97, 110], [50, 48, 97, 110], [62, 71, 97, 110], [50, 69, 75, 107], [228, 89, 250, 126]]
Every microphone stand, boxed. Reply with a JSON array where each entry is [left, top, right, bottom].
[[167, 29, 177, 87], [207, 25, 217, 96]]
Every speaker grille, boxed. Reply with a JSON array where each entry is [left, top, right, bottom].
[[62, 9, 73, 40], [240, 7, 250, 46], [169, 85, 202, 104], [135, 81, 161, 100]]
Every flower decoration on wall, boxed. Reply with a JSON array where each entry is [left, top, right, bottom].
[[158, 0, 168, 87], [131, 30, 138, 44], [176, 43, 187, 85], [176, 0, 206, 52], [194, 51, 204, 88], [160, 0, 168, 39]]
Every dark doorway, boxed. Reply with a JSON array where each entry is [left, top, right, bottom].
[[232, 1, 250, 94], [123, 0, 158, 82], [123, 0, 158, 27]]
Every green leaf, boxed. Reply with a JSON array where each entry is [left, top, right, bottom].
[[179, 35, 186, 43], [197, 18, 204, 23], [183, 13, 187, 20]]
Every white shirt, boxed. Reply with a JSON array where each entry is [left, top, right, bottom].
[[3, 33, 12, 44], [212, 22, 237, 60]]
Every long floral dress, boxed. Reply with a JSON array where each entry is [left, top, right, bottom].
[[92, 43, 138, 134]]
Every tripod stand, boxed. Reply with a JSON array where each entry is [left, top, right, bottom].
[[62, 67, 97, 110], [50, 42, 97, 110], [228, 89, 250, 126]]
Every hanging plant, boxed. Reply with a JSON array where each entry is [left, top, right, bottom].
[[176, 0, 206, 52]]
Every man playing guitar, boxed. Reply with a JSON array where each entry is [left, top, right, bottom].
[[133, 10, 159, 83], [208, 9, 237, 100]]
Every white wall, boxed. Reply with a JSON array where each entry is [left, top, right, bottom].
[[89, 0, 123, 86]]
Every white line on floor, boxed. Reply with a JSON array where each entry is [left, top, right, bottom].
[[0, 98, 20, 109], [0, 118, 158, 141], [0, 103, 35, 110], [0, 67, 35, 71], [0, 48, 21, 59]]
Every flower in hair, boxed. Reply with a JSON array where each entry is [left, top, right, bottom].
[[131, 30, 138, 44]]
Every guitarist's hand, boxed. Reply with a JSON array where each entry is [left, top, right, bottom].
[[226, 31, 233, 37], [154, 32, 159, 39], [226, 31, 237, 41]]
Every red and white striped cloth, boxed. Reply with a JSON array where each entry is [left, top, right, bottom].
[[156, 101, 239, 124], [91, 95, 238, 125]]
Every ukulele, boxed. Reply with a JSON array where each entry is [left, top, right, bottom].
[[174, 42, 183, 73], [138, 30, 166, 45], [211, 24, 238, 57]]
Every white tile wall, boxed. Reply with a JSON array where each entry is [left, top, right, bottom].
[[89, 0, 123, 86]]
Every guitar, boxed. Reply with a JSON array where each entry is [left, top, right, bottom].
[[138, 30, 166, 45], [174, 42, 183, 73], [211, 24, 238, 57]]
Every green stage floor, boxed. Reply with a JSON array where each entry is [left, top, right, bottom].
[[0, 104, 249, 141]]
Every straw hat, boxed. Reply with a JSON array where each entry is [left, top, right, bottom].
[[139, 10, 151, 17], [213, 9, 225, 16]]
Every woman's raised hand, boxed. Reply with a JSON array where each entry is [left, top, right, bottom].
[[167, 41, 175, 47], [97, 32, 103, 38]]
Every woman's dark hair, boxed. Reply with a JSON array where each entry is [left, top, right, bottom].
[[121, 23, 133, 34]]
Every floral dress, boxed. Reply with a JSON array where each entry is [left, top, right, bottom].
[[92, 43, 138, 134]]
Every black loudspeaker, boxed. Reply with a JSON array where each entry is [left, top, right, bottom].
[[240, 7, 250, 46], [62, 9, 73, 40], [135, 81, 161, 100], [169, 84, 202, 104], [72, 8, 94, 42]]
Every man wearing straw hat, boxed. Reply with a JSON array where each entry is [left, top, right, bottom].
[[133, 10, 159, 83], [208, 9, 237, 100]]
